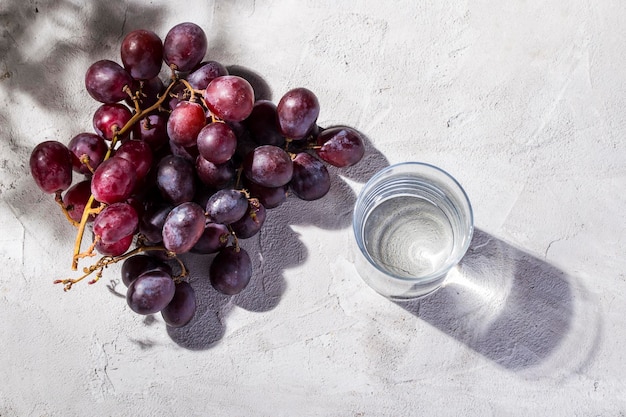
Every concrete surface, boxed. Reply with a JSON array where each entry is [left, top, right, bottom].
[[1, 0, 625, 416]]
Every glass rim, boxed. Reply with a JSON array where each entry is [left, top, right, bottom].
[[352, 161, 474, 283]]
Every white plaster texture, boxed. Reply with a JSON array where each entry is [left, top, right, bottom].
[[1, 0, 625, 416]]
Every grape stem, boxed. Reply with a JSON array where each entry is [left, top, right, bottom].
[[71, 79, 183, 271], [54, 191, 80, 227], [61, 244, 182, 291]]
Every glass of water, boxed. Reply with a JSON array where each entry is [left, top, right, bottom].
[[352, 162, 474, 300]]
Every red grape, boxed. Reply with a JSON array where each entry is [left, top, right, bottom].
[[244, 100, 285, 147], [277, 87, 320, 139], [195, 157, 234, 189], [203, 75, 255, 122], [167, 101, 206, 147], [30, 141, 73, 193], [132, 113, 169, 151], [126, 270, 176, 315], [315, 126, 365, 167], [187, 61, 228, 90], [210, 246, 252, 295], [243, 145, 293, 188], [156, 155, 195, 204], [91, 156, 137, 204], [196, 122, 237, 164], [115, 140, 153, 180], [162, 202, 206, 254], [161, 281, 196, 328], [67, 132, 107, 175], [290, 152, 331, 201], [95, 233, 133, 256], [190, 222, 230, 254], [230, 199, 266, 239], [205, 189, 249, 225], [121, 254, 172, 287], [85, 60, 133, 104], [93, 103, 133, 140], [62, 180, 95, 223], [120, 29, 163, 80], [93, 202, 138, 244], [163, 22, 207, 72]]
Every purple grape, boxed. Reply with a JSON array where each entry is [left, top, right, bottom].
[[67, 133, 108, 175], [115, 140, 153, 180], [126, 76, 165, 109], [196, 122, 237, 164], [195, 157, 234, 189], [205, 189, 249, 224], [163, 22, 207, 72], [243, 178, 287, 209], [30, 141, 73, 193], [93, 202, 138, 244], [62, 180, 95, 223], [244, 100, 286, 147], [316, 126, 365, 167], [162, 202, 206, 254], [133, 113, 169, 151], [156, 155, 195, 204], [91, 156, 137, 204], [120, 29, 163, 80], [95, 233, 133, 256], [230, 199, 266, 239], [126, 270, 176, 315], [168, 140, 199, 162], [167, 101, 206, 147], [93, 103, 133, 141], [187, 61, 228, 90], [277, 87, 320, 139], [161, 281, 196, 328], [243, 145, 293, 188], [190, 222, 230, 254], [85, 60, 133, 104], [121, 254, 172, 287], [203, 75, 255, 122], [139, 203, 173, 244], [210, 246, 252, 295], [289, 152, 331, 201]]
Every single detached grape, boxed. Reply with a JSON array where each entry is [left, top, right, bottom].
[[163, 22, 207, 72], [316, 126, 365, 167], [210, 246, 252, 295], [30, 141, 73, 194], [230, 199, 266, 239], [243, 145, 293, 188], [121, 254, 172, 287], [162, 202, 206, 254], [205, 189, 249, 225], [196, 122, 237, 164], [190, 222, 230, 254], [290, 152, 331, 201], [120, 29, 163, 80], [161, 281, 196, 328], [203, 75, 255, 122], [85, 60, 133, 104], [277, 87, 320, 139], [91, 156, 137, 204], [187, 61, 228, 90], [156, 155, 195, 204], [126, 270, 176, 315], [115, 140, 153, 180], [67, 132, 107, 175], [93, 103, 133, 140], [93, 202, 138, 244], [167, 101, 206, 147]]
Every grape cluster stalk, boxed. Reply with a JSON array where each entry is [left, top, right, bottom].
[[29, 22, 366, 328]]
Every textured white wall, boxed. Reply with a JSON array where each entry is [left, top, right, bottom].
[[1, 0, 625, 415]]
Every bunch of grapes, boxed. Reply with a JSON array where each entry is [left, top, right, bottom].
[[29, 22, 366, 328]]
